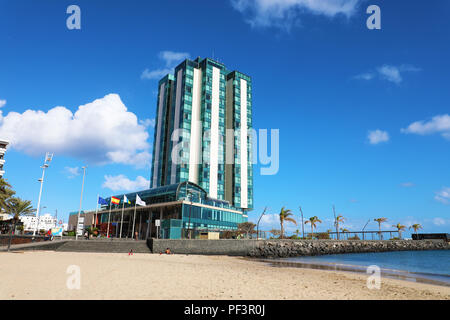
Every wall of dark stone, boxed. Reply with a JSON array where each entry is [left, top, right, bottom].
[[0, 235, 44, 246], [149, 239, 449, 258]]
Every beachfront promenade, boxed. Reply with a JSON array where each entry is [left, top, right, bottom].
[[2, 237, 448, 257]]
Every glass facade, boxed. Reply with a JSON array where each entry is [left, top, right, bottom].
[[150, 57, 253, 211], [98, 181, 247, 239]]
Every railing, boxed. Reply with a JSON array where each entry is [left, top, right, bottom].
[[320, 230, 401, 240]]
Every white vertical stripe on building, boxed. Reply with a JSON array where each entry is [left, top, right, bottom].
[[189, 67, 202, 184], [209, 67, 220, 198], [152, 82, 165, 188], [240, 79, 248, 208], [171, 68, 183, 184]]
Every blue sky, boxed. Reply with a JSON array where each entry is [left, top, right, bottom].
[[0, 0, 449, 237]]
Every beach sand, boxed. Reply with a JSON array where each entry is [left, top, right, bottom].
[[0, 251, 448, 300]]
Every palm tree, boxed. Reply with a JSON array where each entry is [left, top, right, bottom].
[[7, 198, 35, 251], [305, 216, 322, 239], [393, 223, 406, 239], [269, 229, 281, 238], [409, 224, 423, 237], [374, 218, 387, 240], [0, 177, 15, 212], [279, 207, 296, 239], [340, 227, 350, 240], [335, 214, 345, 240]]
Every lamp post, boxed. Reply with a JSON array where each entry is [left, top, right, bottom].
[[362, 219, 370, 240], [76, 166, 87, 240], [256, 207, 267, 240], [33, 152, 53, 239], [299, 206, 305, 239], [187, 191, 192, 239], [38, 205, 46, 232]]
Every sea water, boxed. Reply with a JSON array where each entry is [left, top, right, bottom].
[[281, 250, 450, 285]]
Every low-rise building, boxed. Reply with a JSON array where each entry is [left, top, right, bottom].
[[20, 213, 57, 232], [68, 210, 96, 232], [0, 213, 11, 221], [0, 139, 9, 177]]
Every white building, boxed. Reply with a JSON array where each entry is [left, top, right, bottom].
[[21, 213, 57, 231], [0, 140, 9, 177], [0, 213, 11, 221]]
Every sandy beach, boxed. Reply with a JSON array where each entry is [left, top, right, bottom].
[[0, 251, 448, 300]]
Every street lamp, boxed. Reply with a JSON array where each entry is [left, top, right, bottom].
[[362, 219, 370, 240], [37, 205, 47, 232], [76, 166, 87, 240], [187, 191, 192, 239], [33, 152, 53, 239], [256, 207, 268, 240]]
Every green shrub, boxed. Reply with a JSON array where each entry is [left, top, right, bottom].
[[316, 232, 330, 239]]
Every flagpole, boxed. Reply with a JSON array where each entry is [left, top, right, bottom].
[[132, 195, 137, 240], [107, 195, 112, 238], [120, 197, 125, 239], [94, 194, 99, 228]]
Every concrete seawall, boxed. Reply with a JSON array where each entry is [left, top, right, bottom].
[[148, 239, 449, 258]]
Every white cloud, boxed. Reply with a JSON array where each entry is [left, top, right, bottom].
[[401, 114, 450, 140], [0, 100, 6, 108], [141, 51, 190, 80], [259, 213, 280, 227], [377, 65, 402, 84], [432, 217, 447, 226], [231, 0, 360, 31], [65, 166, 80, 178], [355, 64, 420, 84], [139, 118, 156, 128], [0, 93, 151, 168], [400, 182, 415, 188], [354, 73, 375, 81], [434, 187, 450, 204], [141, 68, 172, 80], [159, 51, 191, 67], [368, 129, 389, 145], [102, 174, 150, 192]]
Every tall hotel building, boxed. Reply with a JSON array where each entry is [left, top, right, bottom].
[[94, 58, 252, 239], [151, 57, 253, 210]]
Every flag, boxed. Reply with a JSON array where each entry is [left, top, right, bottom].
[[136, 194, 146, 207], [111, 196, 120, 205], [98, 197, 108, 205], [123, 195, 131, 205]]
